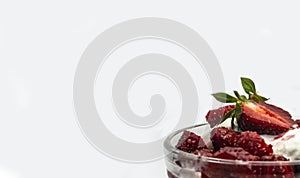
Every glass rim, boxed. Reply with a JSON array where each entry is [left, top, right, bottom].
[[163, 123, 300, 166]]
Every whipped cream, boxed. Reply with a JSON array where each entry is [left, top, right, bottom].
[[262, 128, 300, 160]]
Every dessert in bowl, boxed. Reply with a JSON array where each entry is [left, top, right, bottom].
[[164, 78, 300, 178]]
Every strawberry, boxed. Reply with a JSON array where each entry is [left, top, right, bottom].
[[210, 127, 238, 151], [211, 77, 295, 135], [254, 155, 294, 177], [258, 101, 292, 120], [236, 131, 273, 157], [238, 101, 294, 135], [205, 105, 235, 127], [202, 147, 259, 177], [176, 131, 207, 153], [260, 155, 289, 161], [204, 147, 293, 178], [213, 146, 260, 161]]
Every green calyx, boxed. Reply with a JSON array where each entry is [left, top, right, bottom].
[[212, 77, 269, 127]]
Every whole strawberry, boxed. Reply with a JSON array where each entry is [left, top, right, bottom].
[[211, 77, 294, 135]]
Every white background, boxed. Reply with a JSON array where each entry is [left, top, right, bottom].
[[1, 1, 300, 178]]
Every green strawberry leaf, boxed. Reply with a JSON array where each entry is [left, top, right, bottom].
[[258, 95, 269, 101], [234, 90, 248, 102], [250, 93, 269, 102], [234, 90, 241, 99], [241, 77, 256, 94], [212, 93, 238, 103], [219, 108, 235, 125], [240, 95, 248, 102]]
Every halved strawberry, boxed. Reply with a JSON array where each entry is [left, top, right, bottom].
[[205, 105, 235, 127], [236, 131, 273, 157], [211, 77, 296, 135], [238, 101, 294, 135], [258, 101, 292, 120], [176, 131, 207, 153]]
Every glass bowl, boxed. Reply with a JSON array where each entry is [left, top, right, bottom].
[[163, 123, 300, 178]]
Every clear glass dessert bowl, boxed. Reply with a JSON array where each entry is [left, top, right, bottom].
[[163, 123, 300, 178]]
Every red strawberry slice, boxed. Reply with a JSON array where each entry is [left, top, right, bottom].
[[238, 101, 294, 135], [236, 131, 273, 157], [176, 131, 207, 153], [205, 105, 235, 127], [210, 127, 238, 151]]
